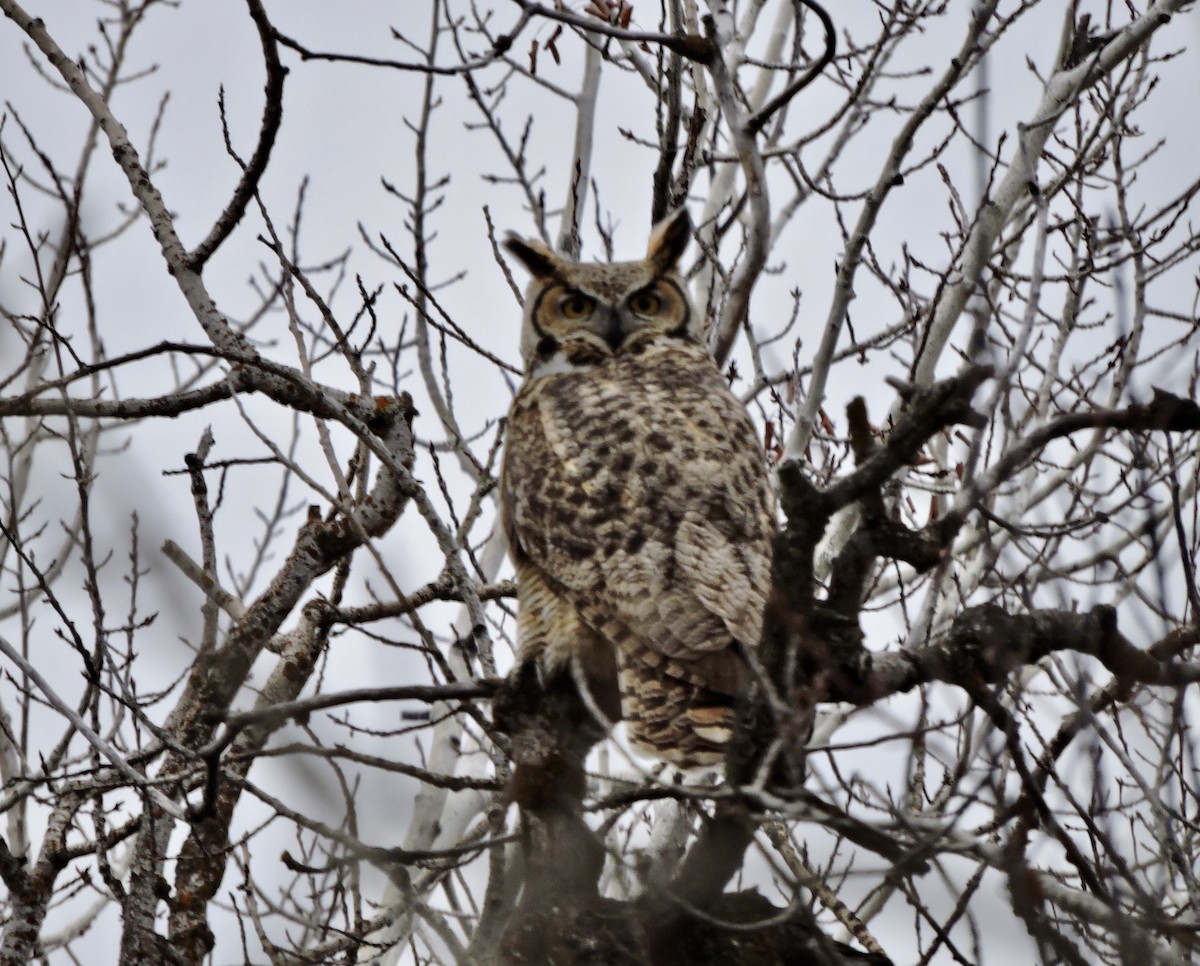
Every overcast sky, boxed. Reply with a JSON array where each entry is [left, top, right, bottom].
[[2, 3, 1199, 962]]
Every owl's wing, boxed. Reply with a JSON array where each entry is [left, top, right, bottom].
[[589, 507, 770, 655], [503, 364, 774, 698]]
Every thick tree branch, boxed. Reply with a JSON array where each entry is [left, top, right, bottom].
[[706, 14, 771, 367], [854, 608, 1200, 704], [820, 366, 993, 513]]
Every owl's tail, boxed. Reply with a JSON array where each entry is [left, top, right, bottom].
[[618, 650, 738, 771]]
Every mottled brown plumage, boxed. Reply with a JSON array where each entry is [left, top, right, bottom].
[[500, 210, 774, 768]]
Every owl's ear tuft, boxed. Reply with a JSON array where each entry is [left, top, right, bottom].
[[646, 208, 691, 273], [504, 235, 562, 280]]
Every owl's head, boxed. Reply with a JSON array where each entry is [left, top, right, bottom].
[[504, 208, 697, 371]]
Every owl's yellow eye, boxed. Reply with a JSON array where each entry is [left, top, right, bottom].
[[559, 292, 595, 319], [628, 289, 663, 316]]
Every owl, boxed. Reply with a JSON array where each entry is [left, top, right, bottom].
[[500, 209, 775, 769]]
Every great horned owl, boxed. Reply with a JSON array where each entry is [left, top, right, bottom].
[[500, 209, 775, 769]]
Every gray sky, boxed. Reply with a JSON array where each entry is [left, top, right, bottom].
[[2, 2, 1199, 961]]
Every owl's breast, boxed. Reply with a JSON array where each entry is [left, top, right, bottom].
[[502, 344, 773, 581]]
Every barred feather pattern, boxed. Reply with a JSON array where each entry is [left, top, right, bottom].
[[502, 337, 774, 769]]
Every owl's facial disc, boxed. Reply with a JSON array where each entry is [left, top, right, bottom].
[[532, 284, 620, 354], [532, 278, 689, 360], [563, 292, 622, 351]]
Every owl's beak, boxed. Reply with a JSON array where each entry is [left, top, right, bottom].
[[600, 308, 624, 351]]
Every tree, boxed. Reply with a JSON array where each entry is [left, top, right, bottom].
[[1, 0, 1198, 962]]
